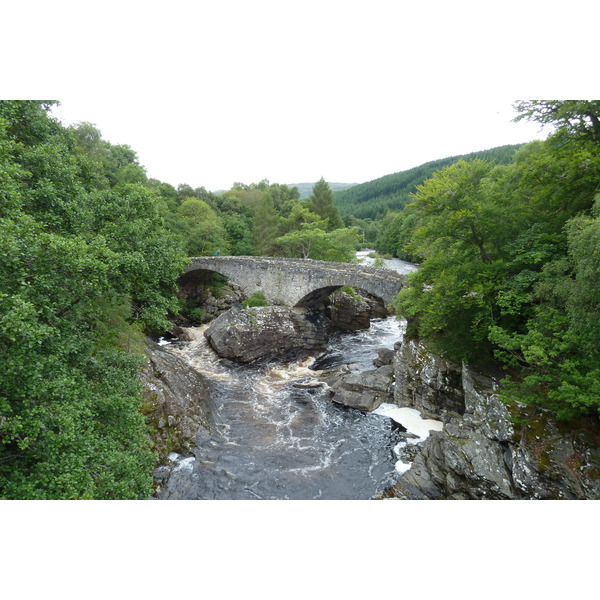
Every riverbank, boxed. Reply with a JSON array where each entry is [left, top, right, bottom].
[[144, 251, 600, 499]]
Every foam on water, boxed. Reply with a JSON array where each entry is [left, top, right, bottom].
[[157, 305, 418, 498], [373, 403, 443, 442], [373, 403, 444, 474]]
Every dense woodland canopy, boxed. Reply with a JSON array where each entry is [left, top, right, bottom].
[[0, 101, 356, 498], [385, 101, 600, 420], [1, 99, 599, 499]]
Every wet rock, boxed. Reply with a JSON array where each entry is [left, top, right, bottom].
[[374, 348, 395, 367], [393, 339, 465, 418], [509, 408, 600, 499], [204, 305, 329, 363], [328, 289, 372, 330], [388, 337, 600, 500], [140, 341, 213, 465], [327, 289, 389, 331], [331, 365, 394, 411]]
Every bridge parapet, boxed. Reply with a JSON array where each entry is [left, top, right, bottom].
[[184, 256, 406, 307]]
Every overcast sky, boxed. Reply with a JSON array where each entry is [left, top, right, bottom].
[[5, 1, 595, 193]]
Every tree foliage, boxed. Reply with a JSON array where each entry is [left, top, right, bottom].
[[392, 101, 600, 419], [0, 101, 188, 498], [307, 177, 344, 230], [334, 145, 523, 220], [513, 100, 600, 142]]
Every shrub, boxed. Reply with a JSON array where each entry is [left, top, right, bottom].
[[242, 290, 268, 308]]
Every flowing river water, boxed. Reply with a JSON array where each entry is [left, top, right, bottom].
[[155, 252, 442, 500]]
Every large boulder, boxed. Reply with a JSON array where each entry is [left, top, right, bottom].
[[327, 288, 389, 331], [330, 365, 395, 411], [204, 305, 330, 363]]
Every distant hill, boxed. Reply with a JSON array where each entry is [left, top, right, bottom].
[[334, 144, 524, 220], [290, 181, 359, 200]]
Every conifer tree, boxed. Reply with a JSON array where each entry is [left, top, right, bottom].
[[307, 178, 344, 231]]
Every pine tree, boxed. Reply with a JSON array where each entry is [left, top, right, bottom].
[[308, 178, 344, 231]]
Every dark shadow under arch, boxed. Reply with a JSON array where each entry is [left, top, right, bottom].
[[295, 285, 388, 313], [178, 268, 233, 301]]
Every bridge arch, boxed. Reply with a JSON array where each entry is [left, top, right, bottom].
[[182, 256, 406, 309]]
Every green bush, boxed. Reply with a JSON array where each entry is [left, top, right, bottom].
[[188, 307, 205, 323], [242, 290, 268, 308]]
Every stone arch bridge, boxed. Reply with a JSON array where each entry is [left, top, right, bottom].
[[181, 256, 406, 308]]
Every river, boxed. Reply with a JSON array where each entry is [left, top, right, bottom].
[[155, 251, 441, 500]]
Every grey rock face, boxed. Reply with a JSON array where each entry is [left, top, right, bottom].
[[331, 365, 395, 411], [328, 289, 372, 330], [204, 305, 330, 363], [327, 289, 389, 331], [140, 342, 213, 464], [393, 339, 465, 419], [389, 338, 600, 500]]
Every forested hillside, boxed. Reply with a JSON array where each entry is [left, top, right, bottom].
[[334, 144, 523, 220], [290, 181, 358, 200], [390, 101, 600, 421]]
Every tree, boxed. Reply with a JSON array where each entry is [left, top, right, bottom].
[[278, 202, 327, 235], [0, 101, 189, 498], [275, 224, 360, 262], [395, 158, 526, 361], [307, 178, 344, 230], [392, 110, 600, 419], [253, 190, 280, 255], [513, 100, 600, 142], [489, 195, 600, 418], [176, 197, 229, 256]]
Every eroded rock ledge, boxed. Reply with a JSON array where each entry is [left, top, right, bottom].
[[140, 342, 213, 463], [387, 339, 600, 500]]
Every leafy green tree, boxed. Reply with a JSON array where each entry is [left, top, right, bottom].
[[278, 202, 327, 235], [513, 100, 600, 142], [375, 210, 420, 261], [222, 212, 255, 255], [253, 190, 280, 255], [176, 197, 229, 256], [0, 213, 157, 499], [489, 195, 600, 418], [343, 214, 380, 247], [393, 104, 600, 419], [0, 101, 188, 498], [275, 224, 360, 262]]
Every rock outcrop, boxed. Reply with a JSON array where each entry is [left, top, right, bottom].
[[140, 342, 213, 464], [199, 287, 244, 322], [330, 365, 395, 411], [204, 305, 330, 363], [386, 338, 600, 500], [327, 288, 388, 331]]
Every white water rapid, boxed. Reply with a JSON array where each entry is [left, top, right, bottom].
[[156, 252, 441, 499]]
